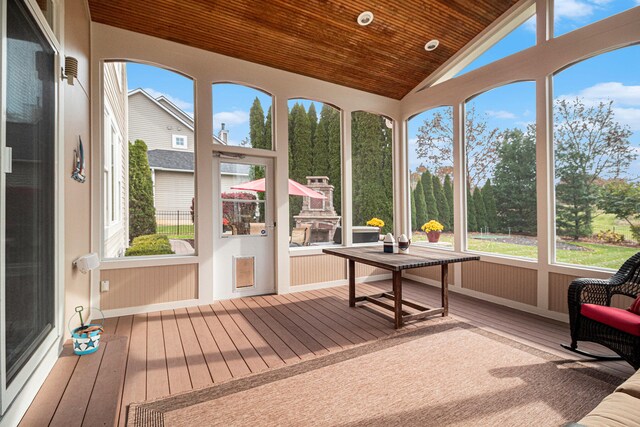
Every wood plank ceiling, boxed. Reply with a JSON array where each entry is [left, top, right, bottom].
[[88, 0, 520, 100]]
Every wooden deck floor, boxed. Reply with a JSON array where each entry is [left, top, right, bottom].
[[20, 280, 635, 427]]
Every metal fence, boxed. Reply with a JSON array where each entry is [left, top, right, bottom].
[[156, 210, 194, 236]]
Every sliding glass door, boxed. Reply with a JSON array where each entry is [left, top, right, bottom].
[[2, 0, 57, 407]]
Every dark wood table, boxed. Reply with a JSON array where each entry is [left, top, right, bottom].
[[322, 246, 480, 328]]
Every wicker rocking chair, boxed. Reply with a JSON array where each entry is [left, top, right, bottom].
[[562, 252, 640, 369]]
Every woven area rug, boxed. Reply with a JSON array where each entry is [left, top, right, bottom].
[[128, 320, 622, 427]]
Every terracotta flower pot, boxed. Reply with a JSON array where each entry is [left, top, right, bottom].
[[427, 230, 441, 243]]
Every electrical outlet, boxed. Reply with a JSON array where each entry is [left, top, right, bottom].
[[100, 280, 110, 292]]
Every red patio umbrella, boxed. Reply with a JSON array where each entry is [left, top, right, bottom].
[[231, 178, 326, 199]]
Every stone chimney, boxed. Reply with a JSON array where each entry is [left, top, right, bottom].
[[219, 123, 229, 144]]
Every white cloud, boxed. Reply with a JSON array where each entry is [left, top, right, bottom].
[[578, 82, 640, 107], [560, 82, 640, 131], [557, 82, 640, 130], [212, 110, 249, 127], [611, 107, 640, 131], [486, 110, 517, 119], [143, 88, 193, 113], [554, 0, 594, 21], [523, 16, 537, 33]]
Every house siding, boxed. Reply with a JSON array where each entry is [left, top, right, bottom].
[[103, 62, 129, 258], [128, 91, 194, 153], [154, 170, 194, 212]]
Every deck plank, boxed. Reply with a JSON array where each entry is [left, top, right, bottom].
[[240, 297, 316, 359], [219, 300, 285, 369], [279, 292, 374, 343], [82, 315, 133, 427], [210, 302, 268, 373], [161, 310, 192, 394], [269, 293, 351, 349], [18, 344, 79, 427], [230, 298, 300, 364], [49, 317, 118, 427], [145, 312, 170, 400], [185, 305, 232, 383], [118, 314, 147, 427], [174, 308, 213, 389], [251, 297, 328, 354], [297, 290, 391, 338], [198, 304, 251, 377]]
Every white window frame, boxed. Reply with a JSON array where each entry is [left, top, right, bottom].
[[172, 134, 188, 149], [104, 105, 122, 238]]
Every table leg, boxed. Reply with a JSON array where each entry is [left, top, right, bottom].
[[441, 263, 449, 317], [393, 270, 403, 329], [348, 260, 355, 307]]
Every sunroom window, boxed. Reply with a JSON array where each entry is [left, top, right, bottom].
[[464, 82, 537, 259], [553, 45, 640, 269], [102, 61, 196, 258]]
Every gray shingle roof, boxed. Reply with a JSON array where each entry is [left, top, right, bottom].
[[148, 149, 194, 171], [147, 149, 250, 175]]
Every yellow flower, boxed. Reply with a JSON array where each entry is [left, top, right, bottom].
[[366, 217, 385, 228], [421, 220, 444, 233]]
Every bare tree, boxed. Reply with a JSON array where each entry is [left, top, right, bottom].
[[414, 105, 502, 188]]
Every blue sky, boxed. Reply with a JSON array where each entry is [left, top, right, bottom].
[[125, 1, 639, 178]]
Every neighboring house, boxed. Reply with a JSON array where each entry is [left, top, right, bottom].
[[128, 89, 251, 219], [103, 62, 129, 258]]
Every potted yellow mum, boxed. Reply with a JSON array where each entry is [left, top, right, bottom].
[[366, 217, 385, 228], [421, 220, 444, 243]]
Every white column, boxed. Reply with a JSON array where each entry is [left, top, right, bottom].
[[342, 110, 353, 247], [195, 76, 214, 303], [274, 95, 291, 294], [452, 101, 466, 287]]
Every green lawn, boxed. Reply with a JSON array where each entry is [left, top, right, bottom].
[[157, 224, 194, 240], [413, 232, 638, 270]]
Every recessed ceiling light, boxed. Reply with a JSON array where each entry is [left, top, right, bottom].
[[357, 11, 374, 26], [425, 39, 439, 51]]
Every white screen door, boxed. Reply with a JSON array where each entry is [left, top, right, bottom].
[[213, 155, 275, 299]]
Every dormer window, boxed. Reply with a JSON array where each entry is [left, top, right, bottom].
[[172, 134, 188, 149]]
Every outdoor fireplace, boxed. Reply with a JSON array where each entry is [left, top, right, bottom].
[[294, 176, 341, 243]]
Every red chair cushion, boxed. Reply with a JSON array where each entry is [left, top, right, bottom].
[[581, 304, 640, 337], [629, 296, 640, 315]]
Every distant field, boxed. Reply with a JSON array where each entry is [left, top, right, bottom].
[[413, 232, 638, 270], [591, 213, 635, 242]]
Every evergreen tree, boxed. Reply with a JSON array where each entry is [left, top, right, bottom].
[[421, 170, 439, 221], [482, 178, 498, 232], [443, 174, 454, 232], [288, 103, 312, 229], [314, 104, 341, 215], [556, 170, 594, 238], [307, 103, 318, 173], [411, 189, 417, 231], [351, 111, 393, 233], [414, 180, 428, 228], [264, 106, 272, 149], [129, 139, 156, 241], [249, 99, 268, 221], [249, 97, 266, 150], [432, 175, 449, 230], [467, 185, 477, 232], [473, 187, 488, 232], [492, 128, 537, 234]]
